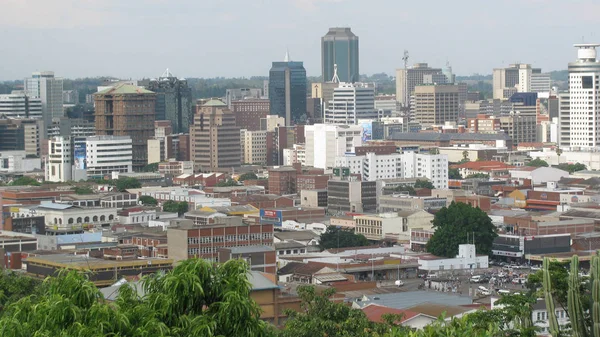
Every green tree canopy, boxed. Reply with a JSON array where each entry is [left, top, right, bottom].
[[527, 158, 549, 167], [162, 200, 189, 215], [426, 202, 498, 257], [139, 195, 158, 206], [114, 177, 141, 192], [0, 259, 273, 337], [394, 185, 416, 195], [9, 176, 40, 186], [73, 186, 94, 195], [414, 179, 435, 189], [216, 178, 239, 187], [239, 172, 258, 181], [448, 167, 462, 180], [465, 173, 490, 179], [0, 271, 42, 312], [142, 163, 159, 172], [555, 163, 587, 174], [319, 226, 369, 250]]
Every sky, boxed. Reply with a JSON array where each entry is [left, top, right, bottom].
[[1, 0, 599, 80]]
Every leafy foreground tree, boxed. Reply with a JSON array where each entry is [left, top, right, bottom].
[[319, 226, 370, 250], [0, 259, 274, 337], [464, 293, 538, 337], [426, 202, 498, 257], [0, 271, 42, 312], [139, 195, 158, 206]]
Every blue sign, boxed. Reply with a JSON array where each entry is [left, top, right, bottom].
[[74, 142, 86, 169]]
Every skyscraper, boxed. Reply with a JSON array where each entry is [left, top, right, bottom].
[[412, 84, 459, 127], [190, 99, 241, 171], [24, 71, 63, 137], [561, 44, 600, 149], [321, 27, 359, 83], [268, 53, 307, 126], [147, 69, 192, 134], [395, 63, 443, 106], [492, 64, 534, 99], [94, 84, 156, 170], [324, 82, 377, 124]]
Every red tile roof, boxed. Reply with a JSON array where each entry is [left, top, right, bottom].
[[452, 161, 515, 171], [361, 304, 420, 323]]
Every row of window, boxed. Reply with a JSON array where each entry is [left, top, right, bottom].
[[187, 232, 272, 244]]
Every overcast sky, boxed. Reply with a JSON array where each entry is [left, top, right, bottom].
[[1, 0, 599, 80]]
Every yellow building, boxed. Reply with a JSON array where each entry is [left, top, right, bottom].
[[200, 204, 259, 216]]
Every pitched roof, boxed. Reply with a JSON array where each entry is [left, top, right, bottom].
[[361, 304, 424, 324], [404, 303, 474, 318], [96, 83, 154, 95], [277, 262, 305, 275], [452, 161, 514, 171], [202, 99, 227, 107]]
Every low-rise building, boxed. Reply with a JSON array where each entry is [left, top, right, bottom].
[[16, 201, 118, 230], [258, 207, 326, 228], [218, 245, 276, 273], [378, 194, 448, 213], [418, 244, 488, 271], [300, 189, 328, 208], [159, 160, 194, 175]]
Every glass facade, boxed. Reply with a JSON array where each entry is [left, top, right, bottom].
[[147, 77, 192, 133], [268, 61, 307, 126], [321, 28, 359, 83]]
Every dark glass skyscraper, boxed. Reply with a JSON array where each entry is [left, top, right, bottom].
[[268, 60, 307, 126], [147, 69, 193, 134], [321, 27, 359, 83]]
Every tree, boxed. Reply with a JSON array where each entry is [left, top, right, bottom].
[[465, 293, 538, 337], [142, 163, 159, 172], [426, 202, 498, 257], [555, 163, 587, 174], [414, 179, 435, 189], [394, 185, 416, 195], [527, 158, 549, 167], [429, 148, 439, 155], [448, 167, 462, 180], [0, 271, 42, 312], [72, 186, 94, 195], [319, 226, 369, 250], [238, 172, 258, 181], [139, 195, 158, 206], [163, 200, 189, 215], [9, 176, 40, 186], [0, 259, 273, 337], [216, 178, 239, 187], [462, 150, 470, 162], [114, 177, 141, 192]]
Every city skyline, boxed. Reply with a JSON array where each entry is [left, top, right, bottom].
[[1, 0, 598, 80]]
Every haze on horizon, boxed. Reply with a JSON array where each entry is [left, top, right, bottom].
[[1, 0, 598, 80]]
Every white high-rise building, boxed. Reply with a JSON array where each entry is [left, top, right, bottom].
[[304, 124, 362, 169], [24, 71, 64, 137], [564, 44, 600, 150], [531, 71, 551, 96], [0, 92, 42, 119], [335, 152, 449, 189], [558, 92, 571, 149], [324, 82, 377, 124], [85, 136, 133, 178], [46, 136, 72, 182]]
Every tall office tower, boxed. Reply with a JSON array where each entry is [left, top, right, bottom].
[[23, 71, 63, 137], [46, 136, 72, 182], [190, 99, 240, 172], [225, 88, 262, 108], [395, 63, 443, 106], [558, 92, 571, 149], [492, 64, 533, 99], [268, 54, 307, 126], [324, 82, 377, 124], [0, 118, 42, 157], [0, 92, 42, 119], [231, 98, 270, 131], [241, 129, 268, 165], [146, 69, 192, 134], [93, 84, 156, 170], [321, 27, 359, 83], [443, 62, 455, 84], [564, 44, 600, 149], [412, 85, 459, 127], [531, 69, 551, 95]]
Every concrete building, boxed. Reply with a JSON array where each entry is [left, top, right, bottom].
[[190, 99, 241, 172], [499, 113, 537, 145], [0, 151, 41, 174], [283, 144, 306, 166], [311, 82, 339, 113], [62, 90, 79, 104], [327, 178, 379, 213], [335, 152, 448, 189], [46, 137, 72, 182], [300, 189, 328, 208], [531, 71, 551, 96], [304, 124, 362, 169], [0, 92, 42, 119], [324, 82, 377, 124], [261, 115, 286, 132], [378, 194, 448, 213], [418, 244, 489, 271], [241, 129, 267, 165], [0, 118, 42, 157], [85, 136, 133, 178], [493, 64, 532, 99], [412, 85, 459, 127], [158, 160, 193, 175], [268, 55, 307, 126], [23, 71, 64, 137], [225, 88, 262, 108], [232, 98, 270, 131], [218, 245, 276, 273], [321, 27, 359, 83], [147, 70, 192, 133], [396, 63, 444, 106], [94, 84, 156, 170], [147, 138, 166, 164], [355, 210, 434, 242], [47, 117, 95, 139]]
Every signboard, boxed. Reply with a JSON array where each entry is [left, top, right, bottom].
[[264, 210, 278, 218], [361, 121, 372, 142], [333, 168, 340, 176], [492, 250, 523, 258], [73, 142, 86, 170]]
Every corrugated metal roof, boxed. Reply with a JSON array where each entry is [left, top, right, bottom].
[[353, 291, 472, 310]]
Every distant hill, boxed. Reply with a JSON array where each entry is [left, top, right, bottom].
[[456, 74, 492, 81], [549, 70, 568, 82]]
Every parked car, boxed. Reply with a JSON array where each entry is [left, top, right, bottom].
[[395, 280, 404, 287], [470, 275, 484, 283], [477, 286, 491, 296]]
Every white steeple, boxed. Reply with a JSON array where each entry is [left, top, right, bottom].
[[284, 49, 290, 62]]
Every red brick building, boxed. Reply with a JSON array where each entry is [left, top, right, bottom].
[[455, 195, 491, 212], [231, 194, 296, 209], [354, 145, 397, 156], [269, 167, 298, 195], [231, 99, 270, 131], [122, 233, 169, 258], [297, 174, 330, 192]]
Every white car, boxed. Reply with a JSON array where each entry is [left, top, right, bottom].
[[395, 280, 404, 287]]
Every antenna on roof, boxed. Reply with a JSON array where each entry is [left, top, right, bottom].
[[161, 68, 173, 78], [331, 64, 340, 83]]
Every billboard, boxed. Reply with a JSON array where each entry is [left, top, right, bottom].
[[361, 121, 372, 142], [73, 142, 86, 170], [264, 210, 278, 218]]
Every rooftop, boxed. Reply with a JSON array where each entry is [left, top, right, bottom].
[[223, 245, 275, 254], [274, 230, 319, 241], [390, 132, 511, 142], [26, 254, 173, 270], [95, 83, 154, 95], [352, 291, 472, 310], [202, 99, 227, 107], [361, 304, 425, 324]]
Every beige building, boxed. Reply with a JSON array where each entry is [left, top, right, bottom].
[[241, 129, 267, 165], [354, 210, 434, 242], [260, 115, 285, 132], [354, 213, 398, 241], [493, 64, 532, 99], [190, 99, 241, 172], [395, 63, 443, 106], [147, 138, 165, 164], [311, 82, 338, 112], [412, 85, 459, 127], [378, 194, 449, 213], [300, 189, 327, 208]]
